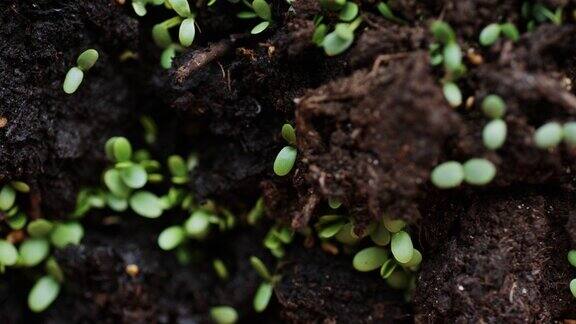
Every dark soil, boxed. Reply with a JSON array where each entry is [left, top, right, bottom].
[[2, 0, 576, 322]]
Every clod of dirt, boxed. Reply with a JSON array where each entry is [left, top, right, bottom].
[[413, 192, 575, 322], [276, 245, 411, 323]]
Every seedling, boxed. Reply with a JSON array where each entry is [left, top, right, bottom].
[[263, 225, 294, 258], [443, 82, 462, 107], [390, 231, 413, 263], [210, 306, 238, 324], [481, 95, 507, 119], [250, 256, 280, 312], [63, 49, 99, 94], [274, 124, 298, 176], [431, 161, 464, 189], [479, 23, 520, 46], [483, 119, 507, 150], [237, 0, 273, 34], [534, 122, 563, 149], [463, 158, 496, 185]]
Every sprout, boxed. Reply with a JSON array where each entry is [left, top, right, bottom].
[[481, 95, 506, 119], [210, 306, 238, 324], [339, 2, 359, 22], [179, 17, 196, 47], [253, 282, 273, 312], [352, 246, 388, 272], [28, 276, 61, 313], [534, 122, 563, 149], [50, 222, 84, 248], [185, 210, 211, 238], [563, 122, 576, 146], [27, 219, 54, 238], [443, 82, 462, 107], [430, 21, 455, 44], [281, 124, 296, 145], [380, 259, 397, 279], [120, 164, 148, 189], [443, 42, 462, 72], [158, 226, 185, 250], [463, 158, 496, 186], [370, 223, 391, 246], [568, 250, 576, 267], [0, 184, 16, 211], [391, 231, 413, 263], [247, 197, 265, 225], [63, 67, 84, 94], [19, 239, 50, 267], [479, 23, 502, 46], [77, 49, 99, 71], [213, 259, 229, 280], [129, 191, 163, 218], [273, 146, 297, 176], [0, 240, 18, 266], [482, 119, 507, 150], [430, 161, 464, 189]]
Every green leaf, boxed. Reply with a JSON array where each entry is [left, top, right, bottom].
[[104, 169, 132, 198], [27, 219, 54, 238], [129, 191, 163, 218], [339, 2, 358, 22], [10, 181, 30, 193], [184, 210, 211, 238], [168, 0, 192, 17], [106, 193, 128, 212], [390, 231, 413, 263], [352, 246, 388, 272], [158, 226, 185, 250], [252, 0, 272, 20], [161, 46, 177, 69], [168, 155, 188, 177], [322, 25, 354, 56], [76, 49, 99, 71], [370, 222, 391, 246], [253, 282, 273, 312], [281, 124, 296, 145], [380, 259, 397, 278], [210, 306, 238, 324], [251, 21, 270, 34], [0, 184, 16, 211], [247, 197, 265, 225], [443, 42, 462, 72], [28, 276, 61, 313], [19, 239, 50, 267], [443, 82, 462, 107], [250, 256, 272, 281], [45, 257, 64, 282], [500, 23, 519, 42], [179, 17, 196, 47], [479, 23, 502, 46], [120, 164, 148, 189], [273, 146, 297, 176], [7, 212, 27, 230], [50, 223, 84, 249], [430, 20, 455, 44], [0, 240, 18, 266], [237, 11, 257, 19], [152, 24, 173, 48], [112, 137, 132, 162]]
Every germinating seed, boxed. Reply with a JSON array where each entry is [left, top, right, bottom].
[[563, 122, 576, 146], [391, 231, 413, 263], [479, 23, 501, 46], [130, 191, 163, 218], [482, 119, 507, 150], [568, 250, 576, 267], [463, 158, 496, 185], [534, 122, 563, 149], [19, 239, 50, 267], [481, 95, 506, 119], [210, 306, 238, 324], [254, 282, 273, 312], [443, 42, 462, 72], [352, 246, 388, 272], [158, 226, 185, 250], [28, 276, 61, 313], [431, 161, 464, 189], [443, 82, 462, 107], [76, 49, 99, 71], [274, 146, 297, 176], [63, 67, 84, 94], [179, 17, 196, 47]]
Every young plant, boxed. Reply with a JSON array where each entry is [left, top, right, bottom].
[[250, 256, 280, 312], [479, 22, 519, 46], [237, 0, 273, 34], [273, 124, 297, 176], [63, 49, 99, 94]]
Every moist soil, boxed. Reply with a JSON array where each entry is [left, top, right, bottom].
[[2, 0, 576, 323]]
